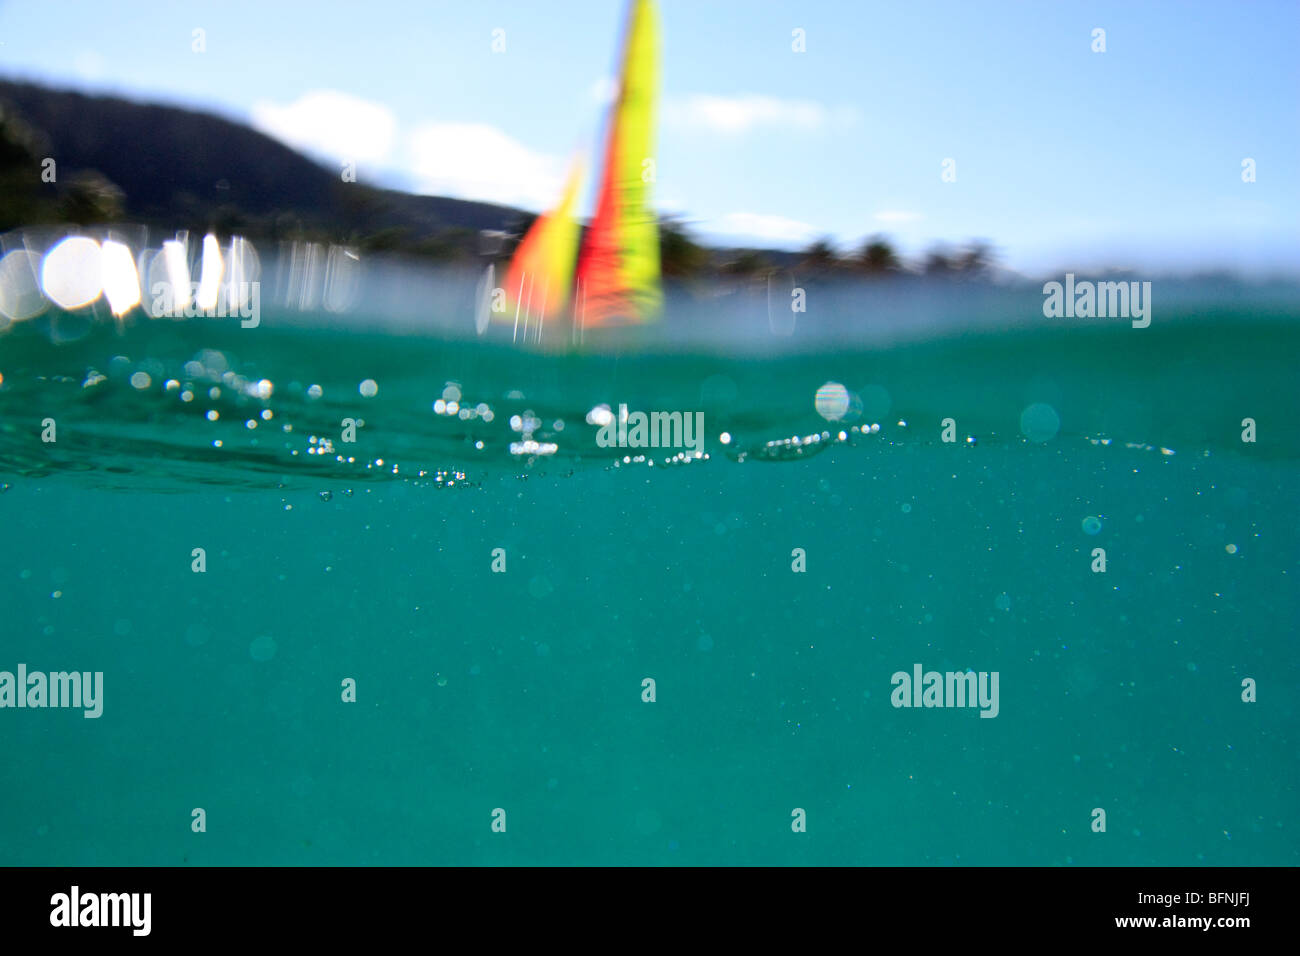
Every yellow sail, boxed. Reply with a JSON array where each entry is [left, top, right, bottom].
[[574, 0, 662, 325]]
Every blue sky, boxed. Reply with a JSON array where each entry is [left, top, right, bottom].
[[1, 0, 1297, 273]]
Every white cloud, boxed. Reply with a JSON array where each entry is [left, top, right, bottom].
[[588, 76, 618, 106], [708, 212, 818, 244], [664, 94, 857, 134], [248, 90, 569, 210], [250, 90, 397, 165], [407, 122, 566, 210], [873, 210, 922, 224]]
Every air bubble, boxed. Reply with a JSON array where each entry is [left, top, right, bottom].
[[1020, 403, 1061, 442], [814, 382, 851, 421], [249, 635, 278, 662]]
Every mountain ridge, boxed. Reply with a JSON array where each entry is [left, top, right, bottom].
[[0, 78, 535, 255]]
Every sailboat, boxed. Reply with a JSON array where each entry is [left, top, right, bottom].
[[488, 0, 662, 345]]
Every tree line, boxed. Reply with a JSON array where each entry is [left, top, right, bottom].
[[658, 217, 997, 281]]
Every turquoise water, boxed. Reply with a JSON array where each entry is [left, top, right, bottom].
[[1, 283, 1297, 865]]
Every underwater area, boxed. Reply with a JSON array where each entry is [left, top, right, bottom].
[[1, 264, 1296, 865]]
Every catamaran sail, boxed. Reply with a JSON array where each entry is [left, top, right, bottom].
[[500, 158, 583, 340], [494, 0, 661, 339], [574, 0, 662, 327]]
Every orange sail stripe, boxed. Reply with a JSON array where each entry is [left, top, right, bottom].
[[575, 121, 628, 325]]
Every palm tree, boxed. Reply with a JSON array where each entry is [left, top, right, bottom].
[[659, 216, 708, 278], [954, 240, 995, 278], [800, 237, 838, 273], [858, 235, 900, 275], [922, 243, 956, 277]]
